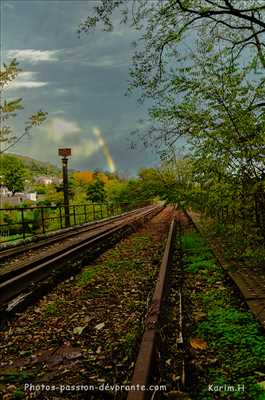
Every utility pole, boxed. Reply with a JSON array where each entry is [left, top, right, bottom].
[[58, 148, 71, 227]]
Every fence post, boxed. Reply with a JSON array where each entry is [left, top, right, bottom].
[[41, 207, 45, 234], [73, 205, 76, 225], [93, 203, 95, 220], [59, 206, 63, 229], [100, 203, 103, 219], [21, 208, 26, 239], [84, 205, 87, 223]]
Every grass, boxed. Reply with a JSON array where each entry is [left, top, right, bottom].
[[4, 371, 33, 384], [0, 204, 120, 244], [11, 389, 25, 400], [77, 267, 98, 286], [0, 233, 32, 243], [45, 297, 65, 316], [182, 231, 265, 400], [200, 218, 265, 265], [121, 332, 137, 358]]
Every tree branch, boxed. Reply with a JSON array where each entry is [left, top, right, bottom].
[[0, 126, 32, 154], [176, 0, 265, 29]]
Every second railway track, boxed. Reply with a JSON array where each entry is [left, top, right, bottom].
[[0, 206, 156, 264], [0, 205, 162, 313]]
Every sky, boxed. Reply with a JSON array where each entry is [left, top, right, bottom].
[[0, 0, 160, 175]]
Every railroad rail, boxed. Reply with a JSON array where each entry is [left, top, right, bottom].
[[0, 206, 154, 264], [127, 210, 187, 400], [0, 205, 162, 312], [1, 207, 263, 399], [128, 207, 265, 400]]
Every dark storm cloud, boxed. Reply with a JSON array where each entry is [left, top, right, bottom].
[[2, 0, 160, 173]]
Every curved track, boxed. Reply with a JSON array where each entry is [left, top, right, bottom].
[[0, 205, 162, 309], [0, 206, 154, 264]]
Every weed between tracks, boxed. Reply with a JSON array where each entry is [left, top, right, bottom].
[[154, 248, 186, 397], [182, 232, 265, 400]]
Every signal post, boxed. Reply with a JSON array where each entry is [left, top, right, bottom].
[[58, 148, 71, 227]]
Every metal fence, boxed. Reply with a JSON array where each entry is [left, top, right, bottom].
[[0, 202, 130, 243]]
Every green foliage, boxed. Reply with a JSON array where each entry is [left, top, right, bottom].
[[15, 155, 61, 177], [55, 177, 75, 201], [0, 155, 27, 194], [0, 59, 47, 152], [79, 1, 265, 240], [182, 231, 206, 252], [185, 258, 217, 273], [86, 177, 106, 203], [33, 184, 47, 194], [11, 388, 25, 399], [183, 231, 265, 399], [45, 298, 64, 316], [42, 184, 64, 206], [78, 267, 98, 286], [79, 1, 265, 69], [121, 332, 137, 358], [104, 158, 193, 207]]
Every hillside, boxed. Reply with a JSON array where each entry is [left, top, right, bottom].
[[5, 153, 61, 177]]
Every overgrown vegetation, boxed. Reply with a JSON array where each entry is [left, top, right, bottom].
[[182, 231, 265, 400], [78, 0, 265, 254]]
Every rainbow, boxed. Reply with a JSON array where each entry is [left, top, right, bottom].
[[93, 127, 116, 173]]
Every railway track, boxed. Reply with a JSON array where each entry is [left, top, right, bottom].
[[0, 205, 162, 313], [1, 207, 263, 399], [0, 206, 155, 264], [126, 207, 265, 400], [127, 210, 189, 400]]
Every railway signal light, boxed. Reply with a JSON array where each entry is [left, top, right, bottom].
[[58, 148, 71, 227]]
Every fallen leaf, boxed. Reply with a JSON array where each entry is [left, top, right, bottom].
[[95, 322, 105, 331], [190, 337, 208, 350], [73, 325, 87, 335]]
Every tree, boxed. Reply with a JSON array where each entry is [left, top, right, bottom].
[[151, 44, 265, 233], [79, 1, 265, 238], [73, 171, 94, 186], [138, 158, 193, 205], [0, 155, 28, 195], [55, 178, 75, 202], [86, 177, 106, 203], [79, 1, 265, 151], [79, 1, 265, 84], [105, 179, 128, 204], [0, 59, 47, 153], [104, 160, 193, 208]]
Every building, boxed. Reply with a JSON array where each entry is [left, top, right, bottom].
[[34, 176, 62, 185], [0, 186, 37, 207]]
